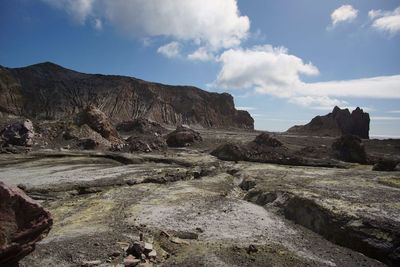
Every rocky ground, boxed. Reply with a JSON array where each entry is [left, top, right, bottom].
[[1, 126, 400, 267]]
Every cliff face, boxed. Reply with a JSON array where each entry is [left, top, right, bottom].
[[0, 62, 254, 129], [287, 106, 370, 139]]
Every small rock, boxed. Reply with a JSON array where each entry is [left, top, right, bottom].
[[147, 250, 157, 259], [109, 251, 121, 257], [170, 237, 189, 245], [247, 244, 258, 254], [144, 242, 153, 253], [81, 260, 102, 267], [126, 241, 145, 258], [124, 255, 140, 267]]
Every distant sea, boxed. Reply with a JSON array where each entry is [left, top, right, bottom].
[[370, 135, 400, 140]]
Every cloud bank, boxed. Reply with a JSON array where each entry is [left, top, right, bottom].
[[42, 0, 250, 52], [369, 6, 400, 35], [213, 45, 400, 110]]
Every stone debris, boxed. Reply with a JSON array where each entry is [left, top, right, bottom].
[[123, 255, 140, 267], [125, 239, 157, 264], [166, 125, 202, 147]]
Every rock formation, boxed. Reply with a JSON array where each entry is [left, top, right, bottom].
[[0, 62, 254, 130], [287, 106, 370, 139], [116, 118, 167, 135], [332, 135, 367, 164], [166, 126, 202, 147], [0, 120, 34, 147], [0, 182, 52, 266]]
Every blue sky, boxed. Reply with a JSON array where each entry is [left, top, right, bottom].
[[1, 0, 400, 136]]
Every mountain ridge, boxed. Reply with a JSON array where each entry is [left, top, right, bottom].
[[0, 62, 254, 129]]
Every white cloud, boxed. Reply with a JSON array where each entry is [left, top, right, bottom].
[[93, 18, 102, 30], [157, 42, 181, 58], [330, 5, 358, 27], [188, 47, 215, 61], [369, 6, 400, 35], [212, 44, 400, 110], [42, 0, 250, 51]]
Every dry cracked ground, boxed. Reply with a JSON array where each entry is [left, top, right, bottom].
[[1, 130, 399, 267]]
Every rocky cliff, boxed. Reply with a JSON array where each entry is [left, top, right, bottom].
[[0, 62, 254, 129], [287, 106, 370, 139]]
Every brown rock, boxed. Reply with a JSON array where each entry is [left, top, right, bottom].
[[116, 118, 166, 135], [0, 182, 52, 266], [123, 255, 140, 267], [0, 119, 34, 147], [75, 105, 120, 142], [166, 125, 202, 147]]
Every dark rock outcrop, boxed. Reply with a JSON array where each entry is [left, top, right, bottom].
[[212, 133, 304, 166], [287, 106, 370, 139], [0, 120, 34, 147], [0, 62, 254, 130], [0, 182, 52, 266], [124, 135, 166, 153], [166, 126, 202, 147], [373, 159, 399, 172], [332, 135, 367, 163], [116, 118, 167, 135]]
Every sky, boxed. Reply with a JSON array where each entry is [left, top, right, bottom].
[[0, 0, 400, 137]]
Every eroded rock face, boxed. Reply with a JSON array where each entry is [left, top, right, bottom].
[[0, 120, 34, 147], [0, 182, 52, 266], [332, 135, 367, 164], [166, 126, 202, 147], [0, 62, 254, 130], [287, 106, 370, 139], [75, 106, 120, 143]]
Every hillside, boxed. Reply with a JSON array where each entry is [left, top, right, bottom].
[[0, 62, 254, 129]]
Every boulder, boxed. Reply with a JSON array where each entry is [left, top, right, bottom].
[[211, 143, 246, 162], [0, 120, 34, 147], [332, 135, 367, 163], [166, 126, 202, 147], [373, 159, 399, 172], [253, 133, 283, 147], [75, 106, 120, 142], [116, 118, 166, 135], [0, 182, 52, 266]]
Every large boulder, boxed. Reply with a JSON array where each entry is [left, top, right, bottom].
[[0, 182, 52, 266], [116, 118, 166, 135], [0, 120, 34, 147], [372, 159, 399, 172], [332, 135, 367, 163], [166, 126, 202, 147], [287, 106, 370, 139], [75, 106, 120, 142]]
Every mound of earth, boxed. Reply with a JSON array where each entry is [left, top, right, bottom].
[[116, 118, 166, 135], [63, 124, 112, 150], [118, 135, 167, 153], [166, 126, 202, 147], [287, 106, 370, 139], [0, 182, 52, 266]]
